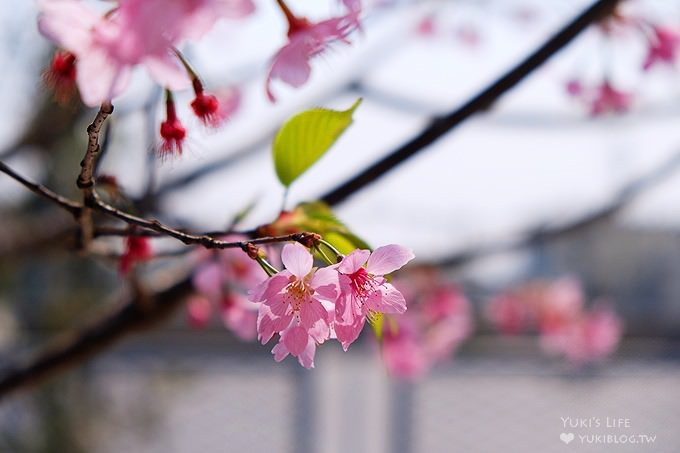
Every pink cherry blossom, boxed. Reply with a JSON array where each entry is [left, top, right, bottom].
[[380, 280, 473, 379], [119, 235, 151, 275], [187, 295, 213, 328], [382, 318, 429, 379], [334, 244, 414, 350], [643, 25, 680, 71], [189, 238, 264, 339], [540, 302, 623, 365], [37, 0, 254, 106], [589, 81, 632, 116], [221, 293, 258, 341], [250, 242, 339, 368], [266, 0, 362, 102]]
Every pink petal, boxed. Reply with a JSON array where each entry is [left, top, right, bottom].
[[296, 338, 316, 369], [366, 245, 414, 276], [76, 49, 130, 106], [192, 262, 223, 298], [299, 299, 328, 329], [249, 272, 289, 303], [334, 316, 365, 351], [37, 0, 100, 54], [338, 249, 370, 274], [283, 325, 308, 356], [366, 284, 406, 314], [310, 267, 339, 301], [281, 243, 313, 278], [272, 341, 289, 362], [143, 54, 191, 90]]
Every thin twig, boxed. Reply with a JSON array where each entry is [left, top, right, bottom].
[[0, 277, 195, 397], [320, 0, 622, 206], [77, 102, 114, 249], [0, 160, 82, 216]]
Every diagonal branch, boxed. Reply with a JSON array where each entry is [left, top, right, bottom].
[[321, 0, 622, 206], [0, 277, 194, 397], [0, 160, 82, 216]]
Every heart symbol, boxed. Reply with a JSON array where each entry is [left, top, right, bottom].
[[560, 432, 575, 445]]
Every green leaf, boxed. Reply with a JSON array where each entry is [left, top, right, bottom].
[[273, 98, 362, 187]]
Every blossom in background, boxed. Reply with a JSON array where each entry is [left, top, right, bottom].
[[486, 277, 623, 366], [334, 245, 415, 350], [119, 235, 152, 275], [188, 238, 265, 340], [540, 302, 623, 365], [37, 0, 254, 106], [382, 281, 473, 379], [190, 80, 241, 128], [43, 50, 77, 103], [266, 0, 362, 102], [564, 78, 632, 116], [643, 25, 680, 71], [250, 242, 338, 368]]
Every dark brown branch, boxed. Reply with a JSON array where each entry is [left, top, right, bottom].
[[77, 102, 114, 248], [321, 0, 622, 206], [0, 277, 194, 397], [0, 160, 82, 216]]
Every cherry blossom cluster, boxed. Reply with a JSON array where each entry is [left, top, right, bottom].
[[188, 240, 265, 341], [486, 277, 623, 366], [37, 0, 363, 155], [566, 6, 679, 115], [249, 242, 414, 368], [380, 270, 474, 379]]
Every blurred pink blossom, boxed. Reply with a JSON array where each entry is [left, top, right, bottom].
[[643, 25, 680, 70], [266, 0, 361, 102]]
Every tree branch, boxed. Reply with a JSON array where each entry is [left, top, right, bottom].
[[0, 277, 194, 397], [320, 0, 622, 206], [0, 160, 82, 216]]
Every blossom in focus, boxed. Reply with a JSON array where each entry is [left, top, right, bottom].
[[266, 0, 362, 102], [334, 245, 414, 350], [643, 25, 680, 71], [250, 242, 339, 368]]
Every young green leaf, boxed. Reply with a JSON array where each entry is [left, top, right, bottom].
[[273, 98, 362, 187]]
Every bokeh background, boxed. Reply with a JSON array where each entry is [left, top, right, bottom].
[[1, 0, 680, 451]]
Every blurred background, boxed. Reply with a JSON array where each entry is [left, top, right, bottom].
[[1, 0, 680, 451]]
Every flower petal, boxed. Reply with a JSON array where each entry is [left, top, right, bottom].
[[281, 243, 313, 278], [366, 245, 414, 276], [283, 325, 309, 357], [338, 249, 370, 274], [366, 283, 407, 314]]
